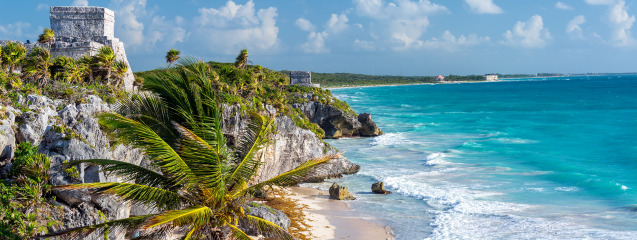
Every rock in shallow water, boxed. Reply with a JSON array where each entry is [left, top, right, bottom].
[[329, 182, 356, 200], [371, 181, 391, 194]]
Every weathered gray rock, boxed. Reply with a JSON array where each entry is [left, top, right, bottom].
[[7, 94, 146, 240], [329, 182, 356, 200], [241, 202, 291, 236], [294, 100, 382, 139], [358, 113, 383, 136], [222, 104, 360, 183], [0, 122, 16, 162], [371, 182, 391, 194]]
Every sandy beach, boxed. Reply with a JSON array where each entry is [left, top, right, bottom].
[[268, 187, 394, 240]]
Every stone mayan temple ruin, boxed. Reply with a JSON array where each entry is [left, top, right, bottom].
[[289, 71, 320, 88], [1, 6, 134, 90]]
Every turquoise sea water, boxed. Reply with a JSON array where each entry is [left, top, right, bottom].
[[307, 76, 637, 239]]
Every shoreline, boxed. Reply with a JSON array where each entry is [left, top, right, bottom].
[[325, 80, 498, 90], [271, 187, 394, 240]]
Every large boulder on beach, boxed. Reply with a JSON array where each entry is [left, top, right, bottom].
[[358, 113, 383, 136], [240, 202, 291, 237], [371, 182, 391, 194], [329, 182, 356, 200]]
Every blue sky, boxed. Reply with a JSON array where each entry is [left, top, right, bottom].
[[1, 0, 637, 75]]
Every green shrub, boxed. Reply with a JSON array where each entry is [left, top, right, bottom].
[[12, 142, 50, 183]]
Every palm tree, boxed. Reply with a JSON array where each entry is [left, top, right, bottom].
[[234, 49, 249, 69], [41, 59, 334, 239], [78, 55, 95, 84], [113, 60, 129, 88], [94, 46, 117, 85], [166, 49, 180, 67], [22, 47, 51, 86], [37, 28, 55, 51], [1, 42, 27, 73]]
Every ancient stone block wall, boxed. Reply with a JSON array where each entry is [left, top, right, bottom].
[[290, 71, 319, 88], [50, 7, 115, 40]]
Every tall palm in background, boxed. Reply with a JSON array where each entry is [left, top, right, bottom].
[[22, 47, 51, 86], [1, 42, 27, 73], [234, 49, 249, 69], [165, 49, 180, 67], [37, 28, 55, 51], [95, 46, 116, 85], [42, 59, 333, 239]]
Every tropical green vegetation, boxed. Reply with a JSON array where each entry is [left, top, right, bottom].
[[42, 58, 335, 239], [136, 52, 356, 138], [285, 71, 490, 87], [0, 142, 61, 239], [0, 40, 129, 106], [165, 49, 180, 67]]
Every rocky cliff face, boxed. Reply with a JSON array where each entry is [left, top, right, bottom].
[[293, 100, 383, 139], [0, 94, 361, 239], [222, 104, 360, 183]]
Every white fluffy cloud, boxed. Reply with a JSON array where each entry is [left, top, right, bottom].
[[585, 0, 635, 47], [584, 0, 616, 5], [464, 0, 503, 14], [567, 15, 586, 39], [295, 18, 315, 32], [297, 13, 349, 53], [108, 0, 187, 51], [193, 0, 279, 54], [72, 0, 89, 7], [555, 2, 572, 10], [353, 0, 448, 50], [502, 15, 551, 48], [424, 30, 490, 51], [0, 22, 39, 42]]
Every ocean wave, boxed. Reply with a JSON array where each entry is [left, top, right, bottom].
[[492, 137, 538, 144], [424, 152, 452, 166], [555, 186, 579, 192], [370, 133, 415, 146]]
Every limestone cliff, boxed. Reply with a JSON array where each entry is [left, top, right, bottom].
[[0, 94, 360, 239]]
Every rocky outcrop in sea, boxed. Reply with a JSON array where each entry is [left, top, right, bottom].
[[292, 93, 383, 139]]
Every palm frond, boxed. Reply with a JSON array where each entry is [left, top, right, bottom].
[[37, 214, 154, 240], [142, 206, 213, 229], [114, 93, 178, 144], [228, 224, 252, 240], [98, 112, 195, 187], [227, 113, 274, 190], [243, 215, 293, 240], [66, 159, 173, 189], [56, 182, 185, 210], [238, 154, 338, 197]]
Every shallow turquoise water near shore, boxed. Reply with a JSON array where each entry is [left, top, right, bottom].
[[310, 76, 637, 239]]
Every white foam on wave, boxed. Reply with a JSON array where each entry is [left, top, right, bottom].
[[493, 137, 538, 144], [424, 152, 452, 166], [555, 186, 579, 192], [382, 171, 637, 239], [370, 133, 415, 146]]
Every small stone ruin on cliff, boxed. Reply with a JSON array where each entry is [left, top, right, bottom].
[[0, 6, 134, 90], [290, 71, 320, 88]]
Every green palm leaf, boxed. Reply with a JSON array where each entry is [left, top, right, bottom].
[[66, 159, 173, 189], [238, 154, 337, 197], [227, 113, 275, 191], [142, 206, 213, 229], [56, 182, 185, 210], [99, 112, 196, 187], [228, 224, 252, 240]]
